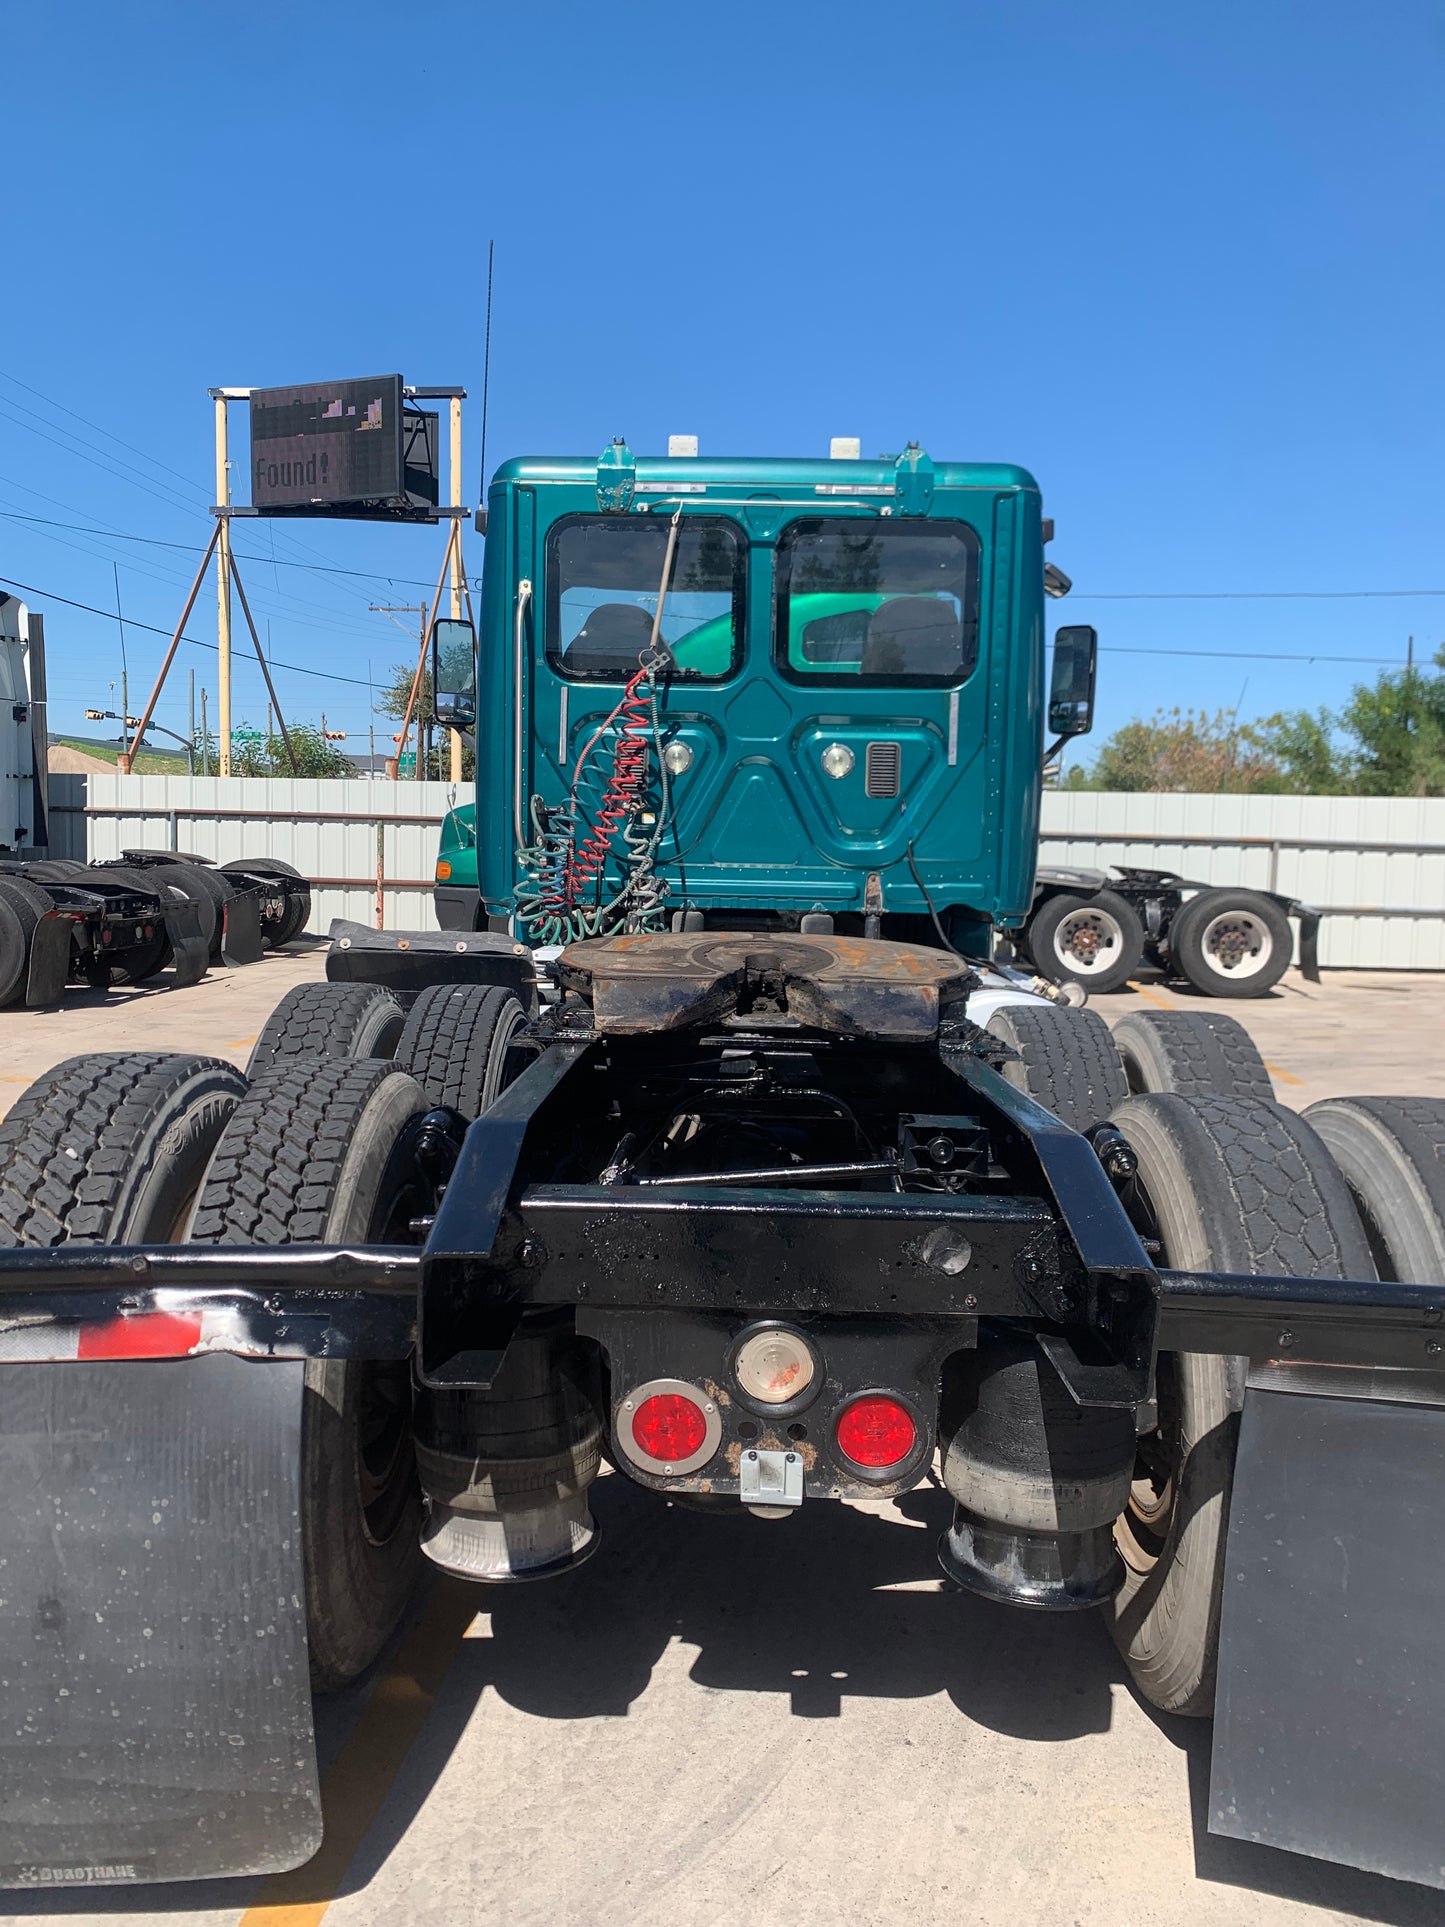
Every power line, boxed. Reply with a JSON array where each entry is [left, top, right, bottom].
[[1092, 644, 1419, 664], [0, 572, 376, 690], [0, 508, 459, 590], [1071, 588, 1445, 601]]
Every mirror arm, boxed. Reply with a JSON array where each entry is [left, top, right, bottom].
[[1043, 734, 1074, 765]]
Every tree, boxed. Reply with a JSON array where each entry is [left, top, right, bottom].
[[1061, 647, 1445, 796], [224, 721, 355, 779], [375, 660, 435, 728], [1063, 708, 1291, 793]]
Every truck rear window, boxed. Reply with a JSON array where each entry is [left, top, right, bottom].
[[545, 515, 745, 682], [774, 518, 981, 686]]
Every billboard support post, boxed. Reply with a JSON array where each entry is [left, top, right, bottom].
[[449, 396, 464, 783], [214, 395, 233, 776]]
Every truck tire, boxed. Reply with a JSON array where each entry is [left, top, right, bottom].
[[984, 1003, 1127, 1133], [0, 877, 53, 1007], [1111, 1009, 1273, 1102], [1303, 1096, 1445, 1283], [1107, 1093, 1374, 1715], [1169, 888, 1293, 999], [0, 1052, 248, 1246], [223, 858, 310, 948], [393, 982, 529, 1118], [1025, 889, 1145, 996], [246, 981, 405, 1079], [190, 1057, 432, 1687]]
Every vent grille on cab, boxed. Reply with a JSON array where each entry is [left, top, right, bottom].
[[864, 741, 902, 798]]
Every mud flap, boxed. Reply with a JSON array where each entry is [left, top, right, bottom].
[[23, 912, 72, 1008], [161, 899, 207, 988], [1209, 1369, 1445, 1890], [220, 888, 264, 967], [0, 1357, 320, 1889]]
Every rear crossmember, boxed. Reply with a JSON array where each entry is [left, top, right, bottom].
[[1, 1037, 1437, 1381]]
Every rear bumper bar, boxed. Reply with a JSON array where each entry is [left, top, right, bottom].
[[0, 1244, 1439, 1376]]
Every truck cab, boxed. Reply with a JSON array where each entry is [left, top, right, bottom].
[[433, 443, 1091, 951]]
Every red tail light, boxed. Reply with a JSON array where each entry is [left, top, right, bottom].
[[631, 1392, 707, 1464], [836, 1395, 916, 1469]]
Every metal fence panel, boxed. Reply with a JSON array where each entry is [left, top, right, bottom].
[[78, 774, 457, 934], [43, 774, 88, 860], [1040, 792, 1445, 969]]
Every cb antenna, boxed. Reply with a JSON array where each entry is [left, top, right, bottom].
[[476, 239, 495, 530]]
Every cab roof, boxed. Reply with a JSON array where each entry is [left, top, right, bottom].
[[490, 453, 1040, 494]]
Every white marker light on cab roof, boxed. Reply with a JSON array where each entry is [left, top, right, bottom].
[[668, 434, 698, 457], [830, 437, 861, 460]]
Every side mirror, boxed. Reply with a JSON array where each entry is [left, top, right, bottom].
[[432, 617, 477, 729], [1048, 625, 1097, 737]]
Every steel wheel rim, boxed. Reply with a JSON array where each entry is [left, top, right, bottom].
[[1198, 909, 1273, 979], [1116, 1354, 1181, 1574], [1052, 906, 1125, 977]]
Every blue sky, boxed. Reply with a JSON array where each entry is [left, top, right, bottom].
[[2, 1, 1442, 757]]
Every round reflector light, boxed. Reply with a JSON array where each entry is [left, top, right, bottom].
[[734, 1327, 816, 1406], [631, 1392, 708, 1465], [836, 1395, 917, 1469]]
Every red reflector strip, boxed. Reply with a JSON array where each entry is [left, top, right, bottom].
[[76, 1312, 204, 1360]]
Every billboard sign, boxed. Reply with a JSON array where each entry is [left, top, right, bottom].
[[249, 376, 436, 518]]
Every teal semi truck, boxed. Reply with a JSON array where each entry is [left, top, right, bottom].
[[429, 443, 1078, 953], [0, 441, 1442, 1894]]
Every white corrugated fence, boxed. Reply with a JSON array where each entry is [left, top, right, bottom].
[[39, 775, 1445, 968], [76, 774, 456, 933], [1040, 792, 1445, 969]]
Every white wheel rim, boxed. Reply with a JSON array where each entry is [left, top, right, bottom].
[[1051, 906, 1125, 977], [1198, 909, 1273, 979]]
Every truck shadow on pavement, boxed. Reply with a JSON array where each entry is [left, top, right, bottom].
[[347, 1472, 1435, 1926]]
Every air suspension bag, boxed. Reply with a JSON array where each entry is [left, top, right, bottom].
[[938, 1332, 1133, 1610], [414, 1329, 602, 1581]]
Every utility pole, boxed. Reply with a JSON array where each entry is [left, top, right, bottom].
[[370, 602, 429, 778], [200, 688, 209, 776], [449, 395, 464, 783], [215, 393, 233, 774], [188, 668, 196, 775]]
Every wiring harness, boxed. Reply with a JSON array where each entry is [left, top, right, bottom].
[[514, 648, 673, 945]]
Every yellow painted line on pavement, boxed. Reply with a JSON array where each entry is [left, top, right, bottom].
[[1126, 981, 1177, 1011], [238, 1577, 478, 1927], [227, 1037, 258, 1048], [1264, 1060, 1305, 1086]]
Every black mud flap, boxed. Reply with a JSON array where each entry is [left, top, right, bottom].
[[1296, 908, 1322, 982], [220, 888, 264, 967], [162, 899, 207, 988], [0, 1357, 320, 1889], [326, 917, 535, 1005], [23, 912, 72, 1008], [1210, 1368, 1445, 1890]]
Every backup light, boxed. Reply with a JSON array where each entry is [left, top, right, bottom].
[[836, 1395, 916, 1469], [734, 1327, 815, 1405]]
